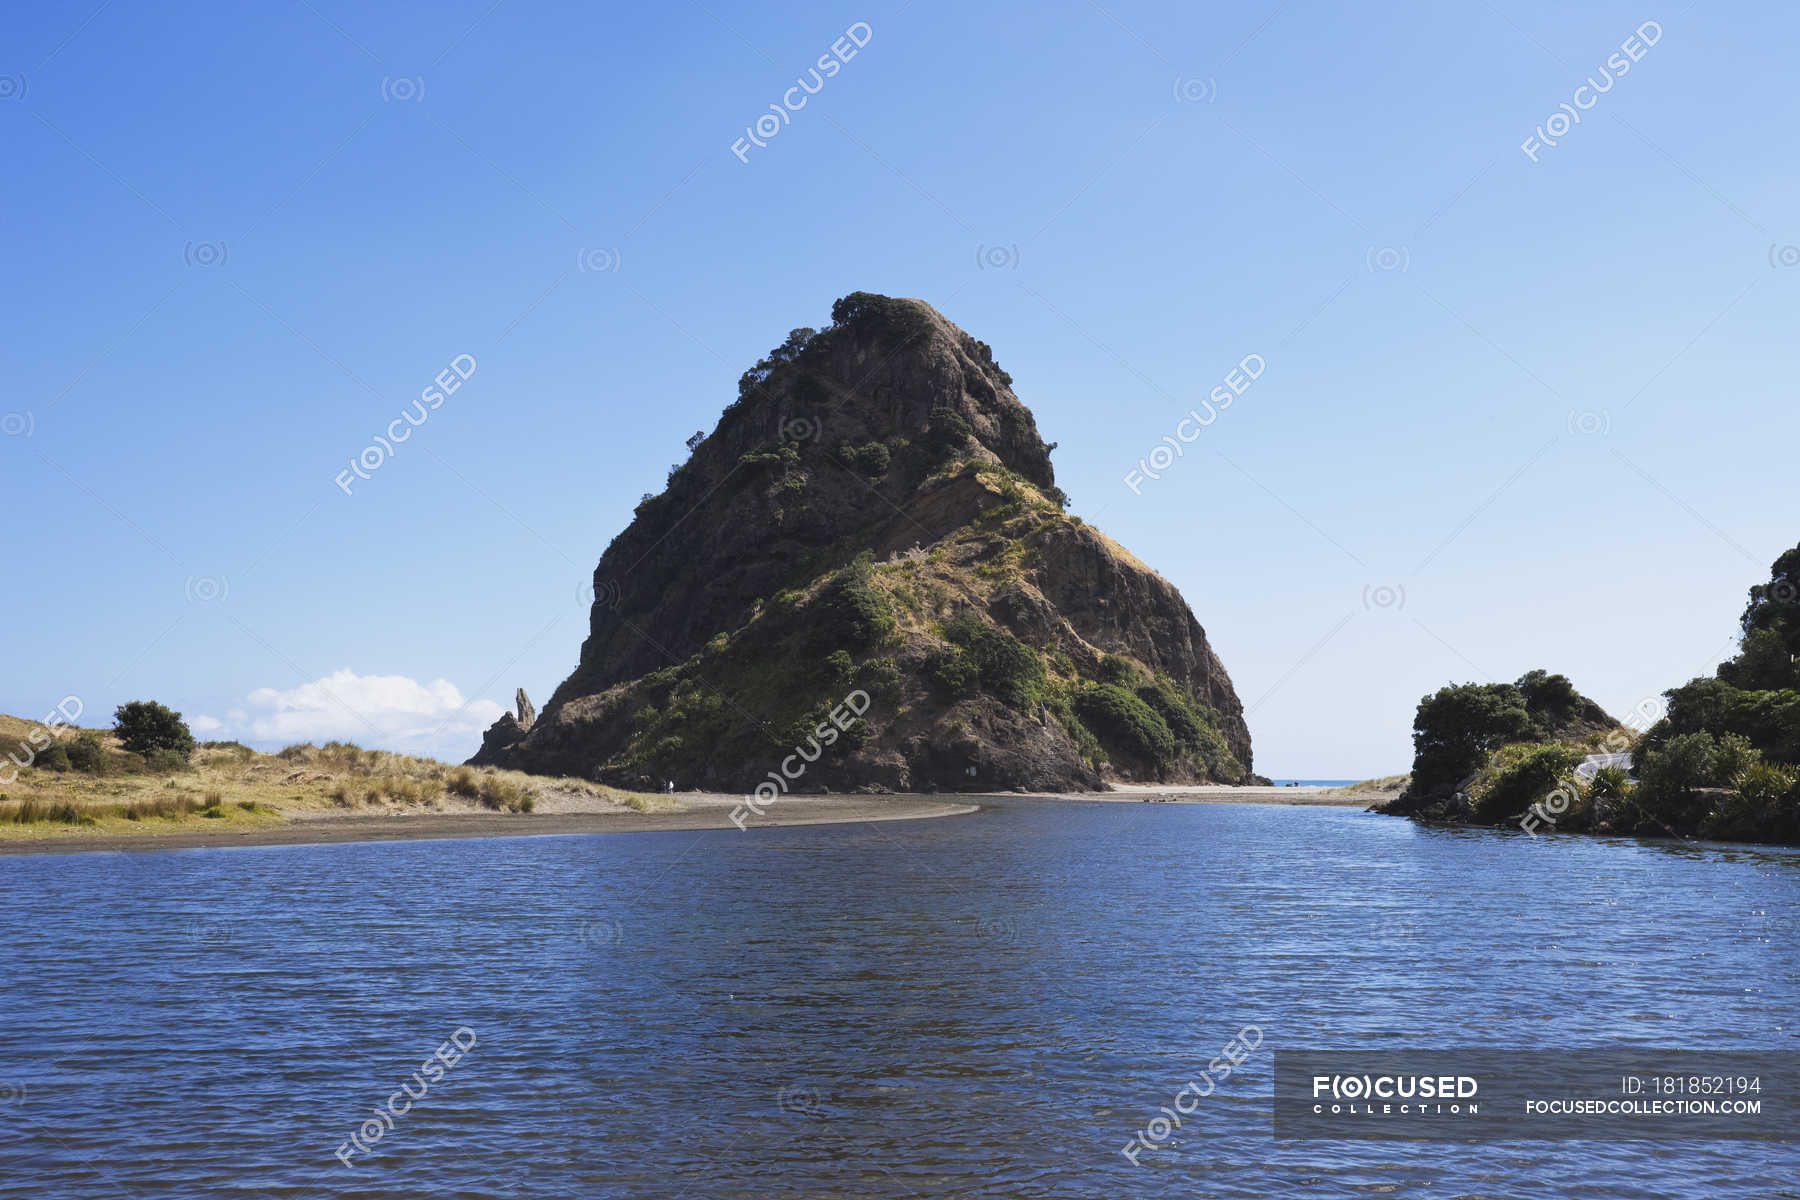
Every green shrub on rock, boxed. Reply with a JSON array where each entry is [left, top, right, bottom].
[[1474, 744, 1577, 823], [1075, 683, 1176, 767]]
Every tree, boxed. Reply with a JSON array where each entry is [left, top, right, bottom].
[[1407, 682, 1539, 798], [685, 430, 705, 452], [113, 701, 195, 761], [1516, 669, 1580, 729], [1740, 541, 1800, 658]]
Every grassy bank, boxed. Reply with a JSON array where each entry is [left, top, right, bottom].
[[0, 722, 658, 841]]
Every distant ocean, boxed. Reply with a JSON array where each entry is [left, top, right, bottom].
[[1267, 779, 1357, 787]]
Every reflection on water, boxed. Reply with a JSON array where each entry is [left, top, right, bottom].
[[2, 799, 1797, 1197]]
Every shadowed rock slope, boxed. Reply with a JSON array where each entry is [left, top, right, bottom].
[[472, 293, 1255, 792]]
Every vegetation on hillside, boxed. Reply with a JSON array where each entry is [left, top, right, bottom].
[[1389, 670, 1626, 826], [0, 712, 651, 837], [564, 459, 1245, 789], [1627, 541, 1800, 842], [1389, 541, 1800, 845]]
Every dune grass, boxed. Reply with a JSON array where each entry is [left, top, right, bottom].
[[1324, 773, 1411, 798], [0, 726, 653, 838]]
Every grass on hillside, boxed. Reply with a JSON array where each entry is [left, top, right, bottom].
[[1327, 774, 1410, 794], [0, 725, 659, 838]]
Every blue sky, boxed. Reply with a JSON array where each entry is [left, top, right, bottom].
[[3, 0, 1794, 774]]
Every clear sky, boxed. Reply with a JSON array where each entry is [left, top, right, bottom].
[[3, 0, 1795, 774]]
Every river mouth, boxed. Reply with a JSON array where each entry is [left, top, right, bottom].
[[4, 800, 1796, 1196]]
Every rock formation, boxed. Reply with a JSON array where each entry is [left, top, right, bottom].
[[471, 293, 1255, 792]]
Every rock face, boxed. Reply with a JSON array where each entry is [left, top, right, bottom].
[[515, 688, 535, 731], [471, 293, 1255, 791]]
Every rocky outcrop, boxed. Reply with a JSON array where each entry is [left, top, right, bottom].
[[471, 293, 1254, 791], [515, 688, 535, 731]]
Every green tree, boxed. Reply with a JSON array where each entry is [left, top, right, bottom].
[[1516, 669, 1580, 729], [1740, 541, 1800, 658], [1407, 682, 1538, 798], [113, 701, 196, 761]]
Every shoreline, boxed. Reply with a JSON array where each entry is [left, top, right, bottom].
[[0, 794, 983, 857], [1049, 783, 1384, 807], [0, 784, 1383, 858]]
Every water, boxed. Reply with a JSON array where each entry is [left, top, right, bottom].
[[3, 800, 1797, 1198]]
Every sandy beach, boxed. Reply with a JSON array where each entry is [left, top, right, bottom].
[[0, 792, 978, 856], [1058, 782, 1384, 806], [0, 782, 1385, 857]]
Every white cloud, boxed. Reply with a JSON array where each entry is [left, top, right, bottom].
[[196, 669, 505, 761]]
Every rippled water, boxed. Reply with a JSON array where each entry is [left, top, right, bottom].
[[3, 800, 1798, 1197]]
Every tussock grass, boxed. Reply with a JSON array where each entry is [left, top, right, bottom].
[[1, 728, 653, 838], [1327, 774, 1411, 796]]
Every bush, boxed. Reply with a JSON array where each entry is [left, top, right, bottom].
[[1097, 654, 1141, 687], [1046, 689, 1104, 765], [144, 747, 192, 773], [1705, 762, 1799, 842], [1134, 676, 1243, 782], [1636, 731, 1726, 829], [1474, 744, 1577, 822], [928, 647, 981, 696], [1133, 678, 1196, 743], [855, 442, 891, 476], [66, 734, 108, 774], [478, 775, 535, 813], [855, 656, 903, 701], [924, 407, 973, 459], [940, 614, 1045, 710], [829, 292, 932, 341], [815, 555, 896, 648], [824, 650, 855, 688], [114, 701, 195, 761], [1516, 669, 1581, 729], [1074, 683, 1176, 767], [36, 744, 72, 772]]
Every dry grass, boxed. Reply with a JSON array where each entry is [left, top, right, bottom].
[[0, 725, 654, 840], [1326, 773, 1411, 796]]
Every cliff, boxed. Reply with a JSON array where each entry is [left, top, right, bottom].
[[472, 293, 1254, 792]]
